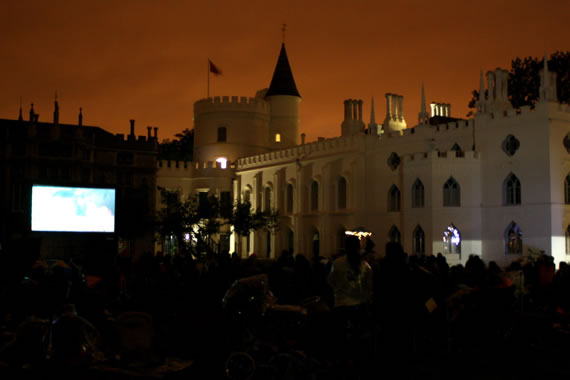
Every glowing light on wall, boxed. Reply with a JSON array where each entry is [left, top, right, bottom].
[[345, 227, 372, 240], [216, 157, 227, 169], [275, 133, 281, 142], [444, 225, 461, 246]]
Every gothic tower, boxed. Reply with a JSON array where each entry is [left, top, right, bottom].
[[265, 43, 301, 149]]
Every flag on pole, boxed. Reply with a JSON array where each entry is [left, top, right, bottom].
[[208, 59, 222, 76]]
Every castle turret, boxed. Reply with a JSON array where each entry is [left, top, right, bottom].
[[265, 43, 301, 148]]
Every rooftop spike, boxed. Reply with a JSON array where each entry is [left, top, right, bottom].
[[369, 96, 376, 125], [479, 70, 485, 99], [418, 83, 430, 124], [53, 92, 59, 125], [18, 97, 23, 121], [78, 107, 83, 126], [265, 43, 301, 98]]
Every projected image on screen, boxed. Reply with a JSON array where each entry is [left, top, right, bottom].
[[32, 186, 116, 233]]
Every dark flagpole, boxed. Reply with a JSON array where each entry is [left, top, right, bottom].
[[207, 59, 210, 98]]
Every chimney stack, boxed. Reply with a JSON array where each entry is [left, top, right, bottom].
[[130, 119, 135, 137], [153, 127, 158, 139], [147, 126, 152, 140], [301, 133, 306, 145]]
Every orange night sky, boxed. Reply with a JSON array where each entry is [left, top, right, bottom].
[[1, 0, 568, 143]]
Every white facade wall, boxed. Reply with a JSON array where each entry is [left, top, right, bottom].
[[156, 65, 570, 268]]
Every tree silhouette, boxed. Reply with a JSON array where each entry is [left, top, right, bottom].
[[155, 188, 279, 257], [158, 128, 194, 161], [467, 51, 569, 115]]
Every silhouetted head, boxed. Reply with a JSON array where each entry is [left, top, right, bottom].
[[385, 241, 406, 265]]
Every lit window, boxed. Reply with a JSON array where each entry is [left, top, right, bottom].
[[216, 157, 227, 169], [275, 133, 281, 142]]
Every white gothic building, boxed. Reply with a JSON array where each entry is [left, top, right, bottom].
[[157, 43, 570, 267]]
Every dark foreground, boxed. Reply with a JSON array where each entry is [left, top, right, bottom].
[[1, 249, 570, 379]]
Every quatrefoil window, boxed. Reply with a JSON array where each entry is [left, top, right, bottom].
[[387, 152, 400, 171], [502, 135, 520, 157]]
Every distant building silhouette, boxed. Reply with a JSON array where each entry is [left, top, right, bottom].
[[0, 104, 158, 260]]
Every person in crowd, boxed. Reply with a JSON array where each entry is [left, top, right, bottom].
[[328, 235, 373, 312], [327, 234, 373, 377]]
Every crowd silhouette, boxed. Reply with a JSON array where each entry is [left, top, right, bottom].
[[1, 238, 570, 379]]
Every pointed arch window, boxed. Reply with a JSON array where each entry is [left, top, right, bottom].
[[443, 177, 460, 207], [243, 188, 251, 203], [388, 185, 401, 212], [311, 181, 319, 211], [338, 177, 347, 209], [286, 183, 294, 214], [565, 174, 570, 204], [443, 224, 461, 255], [388, 225, 401, 244], [413, 225, 425, 254], [412, 179, 424, 208], [505, 222, 523, 254], [264, 186, 272, 211], [504, 173, 521, 205], [451, 143, 463, 157]]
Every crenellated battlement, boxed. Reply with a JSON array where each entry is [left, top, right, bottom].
[[403, 150, 479, 163], [157, 160, 236, 178], [194, 95, 270, 115], [114, 133, 157, 145], [431, 119, 474, 133], [237, 135, 363, 169], [476, 101, 570, 122]]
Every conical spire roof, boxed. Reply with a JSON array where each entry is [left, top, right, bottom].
[[265, 43, 301, 98]]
